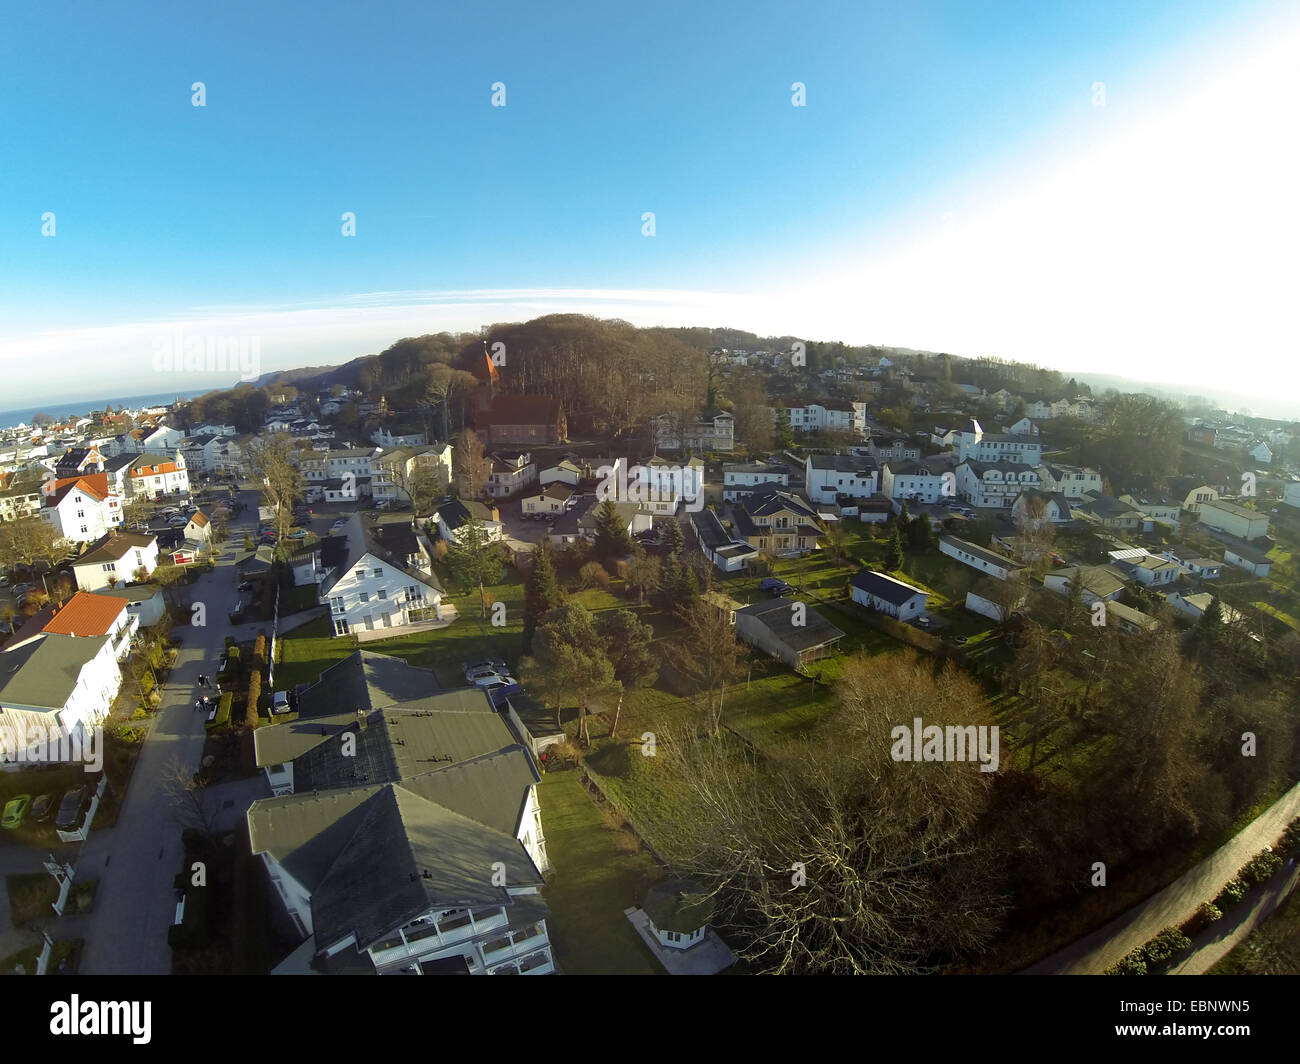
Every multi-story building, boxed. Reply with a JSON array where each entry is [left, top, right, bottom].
[[1197, 499, 1269, 541], [103, 451, 190, 500], [654, 410, 734, 454], [723, 462, 790, 502], [778, 401, 867, 437], [485, 452, 537, 499], [731, 487, 824, 556], [248, 651, 552, 974], [370, 444, 454, 508], [319, 515, 448, 638], [954, 460, 1040, 509], [804, 453, 879, 504], [40, 473, 124, 542], [322, 448, 376, 503], [70, 532, 159, 591], [951, 418, 1042, 466], [0, 479, 43, 522], [880, 460, 950, 503], [1036, 463, 1103, 499]]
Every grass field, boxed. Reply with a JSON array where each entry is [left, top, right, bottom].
[[537, 768, 665, 975]]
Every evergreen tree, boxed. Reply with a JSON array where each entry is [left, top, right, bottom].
[[660, 518, 684, 558], [907, 514, 934, 551], [774, 408, 795, 449], [885, 523, 905, 571], [524, 539, 566, 644], [593, 499, 632, 562]]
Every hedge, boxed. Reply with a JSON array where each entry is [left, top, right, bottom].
[[1141, 927, 1191, 967], [1239, 849, 1282, 887], [1104, 952, 1147, 975], [205, 693, 233, 730]]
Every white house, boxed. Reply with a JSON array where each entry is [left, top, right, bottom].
[[1117, 493, 1183, 531], [434, 499, 504, 546], [1249, 441, 1273, 464], [849, 570, 928, 620], [655, 410, 734, 453], [320, 515, 449, 638], [486, 452, 537, 498], [880, 460, 949, 503], [951, 418, 1043, 465], [71, 532, 159, 591], [1163, 590, 1246, 626], [104, 451, 190, 500], [92, 584, 167, 628], [372, 428, 427, 449], [1283, 482, 1300, 509], [1036, 463, 1103, 499], [779, 401, 867, 436], [538, 458, 583, 488], [723, 462, 789, 502], [1007, 417, 1039, 437], [521, 482, 575, 516], [1197, 499, 1269, 541], [690, 508, 759, 573], [956, 461, 1041, 509], [323, 448, 376, 503], [1126, 555, 1182, 588], [1010, 490, 1072, 527], [247, 653, 552, 975], [1222, 541, 1273, 578], [939, 536, 1025, 581], [370, 443, 453, 509], [805, 453, 879, 504], [0, 632, 122, 768], [184, 511, 212, 543], [40, 473, 124, 543]]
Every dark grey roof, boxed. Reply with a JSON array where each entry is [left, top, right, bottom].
[[690, 509, 732, 552], [807, 453, 878, 474], [0, 632, 112, 709], [850, 569, 927, 606], [736, 598, 845, 652], [319, 514, 443, 597]]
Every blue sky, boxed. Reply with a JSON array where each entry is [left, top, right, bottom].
[[1, 0, 1297, 413]]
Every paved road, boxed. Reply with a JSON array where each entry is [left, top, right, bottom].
[[1025, 779, 1300, 974], [76, 491, 264, 974]]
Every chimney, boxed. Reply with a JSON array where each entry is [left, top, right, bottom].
[[356, 708, 368, 730]]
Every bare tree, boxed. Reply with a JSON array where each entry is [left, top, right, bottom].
[[160, 755, 220, 839], [245, 433, 303, 543], [453, 429, 491, 499], [663, 598, 748, 735]]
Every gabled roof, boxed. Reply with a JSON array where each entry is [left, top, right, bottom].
[[319, 515, 443, 597], [850, 569, 927, 606], [478, 395, 563, 426], [0, 633, 112, 710], [40, 591, 127, 637], [188, 510, 209, 527], [73, 531, 157, 567], [44, 473, 113, 506], [691, 508, 733, 551]]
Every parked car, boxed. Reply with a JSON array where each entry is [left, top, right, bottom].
[[287, 528, 310, 539], [472, 672, 519, 689], [330, 519, 348, 532], [758, 577, 796, 596], [464, 660, 509, 681], [2, 795, 32, 830], [30, 793, 56, 823], [291, 515, 311, 527], [479, 679, 522, 704], [168, 515, 189, 528], [55, 786, 90, 832], [272, 690, 291, 714]]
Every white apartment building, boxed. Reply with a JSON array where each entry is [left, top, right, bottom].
[[722, 462, 790, 502], [804, 453, 879, 504]]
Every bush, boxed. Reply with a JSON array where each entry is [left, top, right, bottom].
[[1239, 849, 1282, 887], [1141, 927, 1191, 967], [206, 693, 233, 730], [1181, 901, 1223, 937], [252, 634, 267, 668], [131, 707, 149, 721], [1214, 877, 1249, 910], [578, 562, 610, 589], [1280, 817, 1300, 855], [1104, 952, 1148, 975]]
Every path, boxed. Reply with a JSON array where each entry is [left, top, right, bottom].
[[1024, 779, 1300, 974]]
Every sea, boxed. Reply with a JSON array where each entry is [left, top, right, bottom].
[[0, 390, 205, 432]]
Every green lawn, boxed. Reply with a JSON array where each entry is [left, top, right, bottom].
[[537, 768, 664, 975]]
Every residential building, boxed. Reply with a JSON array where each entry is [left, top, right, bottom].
[[955, 460, 1041, 509], [1072, 492, 1145, 531], [103, 451, 190, 499], [40, 473, 124, 542], [1041, 565, 1128, 603], [1009, 490, 1073, 527], [1117, 493, 1182, 531], [1104, 600, 1159, 635], [1249, 441, 1273, 464], [248, 652, 552, 974], [1221, 540, 1273, 578], [804, 453, 879, 504], [7, 591, 138, 660], [690, 508, 758, 573], [778, 400, 867, 437], [849, 570, 928, 620], [1035, 463, 1103, 499], [654, 409, 734, 454], [1197, 499, 1269, 541], [1172, 481, 1221, 514], [521, 482, 575, 516], [1283, 482, 1300, 509], [92, 584, 167, 627], [950, 418, 1043, 465], [731, 489, 823, 556], [734, 599, 845, 669], [71, 532, 159, 591], [1124, 555, 1182, 588], [434, 499, 504, 546], [538, 458, 582, 488], [0, 479, 43, 522], [868, 438, 922, 463], [320, 515, 448, 638], [722, 463, 790, 502], [322, 448, 376, 503], [880, 460, 949, 503], [0, 632, 121, 767], [938, 536, 1025, 581], [485, 452, 537, 499]]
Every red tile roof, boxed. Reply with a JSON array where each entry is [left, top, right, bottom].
[[44, 472, 112, 506], [41, 591, 127, 637]]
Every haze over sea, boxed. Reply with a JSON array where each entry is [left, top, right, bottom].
[[0, 390, 203, 432]]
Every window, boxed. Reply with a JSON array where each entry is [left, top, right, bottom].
[[358, 592, 370, 604], [330, 596, 345, 612], [334, 619, 350, 635], [373, 567, 382, 577], [377, 589, 387, 600], [355, 569, 365, 581]]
